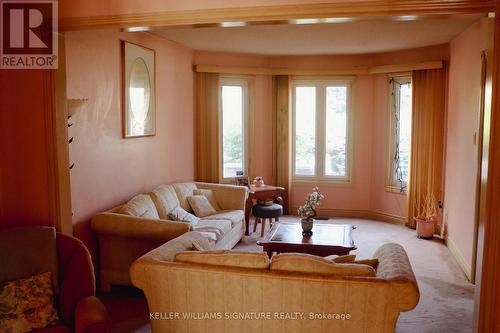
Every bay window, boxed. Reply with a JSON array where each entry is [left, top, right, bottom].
[[220, 78, 248, 179], [387, 75, 412, 192], [292, 78, 352, 182]]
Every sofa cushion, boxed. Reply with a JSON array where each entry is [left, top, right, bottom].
[[174, 250, 270, 269], [325, 254, 357, 263], [193, 189, 221, 211], [325, 254, 379, 269], [194, 219, 232, 239], [0, 272, 59, 332], [119, 194, 159, 219], [271, 253, 376, 277], [150, 185, 180, 219], [188, 195, 217, 217], [172, 183, 198, 213], [202, 210, 244, 227], [142, 232, 214, 263], [192, 242, 206, 251], [354, 258, 379, 269], [167, 207, 200, 226]]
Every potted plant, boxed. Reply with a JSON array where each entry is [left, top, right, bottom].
[[415, 193, 437, 239], [298, 187, 325, 235]]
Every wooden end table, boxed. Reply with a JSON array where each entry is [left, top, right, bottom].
[[245, 185, 288, 236], [257, 221, 356, 257]]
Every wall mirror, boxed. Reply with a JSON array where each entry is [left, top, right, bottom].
[[122, 41, 156, 138]]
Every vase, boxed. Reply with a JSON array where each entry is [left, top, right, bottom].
[[415, 218, 434, 239], [301, 218, 314, 236]]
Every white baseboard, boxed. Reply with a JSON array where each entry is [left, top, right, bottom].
[[445, 236, 472, 281]]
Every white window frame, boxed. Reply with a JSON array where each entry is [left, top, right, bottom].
[[292, 77, 353, 184], [386, 74, 412, 193], [219, 76, 249, 182]]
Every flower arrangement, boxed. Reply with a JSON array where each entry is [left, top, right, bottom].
[[415, 193, 437, 223], [298, 187, 325, 220], [253, 176, 265, 187], [415, 192, 437, 239]]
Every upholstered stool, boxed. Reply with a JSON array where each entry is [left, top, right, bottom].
[[252, 204, 283, 237]]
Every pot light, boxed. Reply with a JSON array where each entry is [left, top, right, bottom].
[[323, 17, 353, 23], [126, 26, 150, 32], [396, 15, 418, 21], [220, 21, 247, 27], [291, 17, 353, 25], [292, 18, 321, 25]]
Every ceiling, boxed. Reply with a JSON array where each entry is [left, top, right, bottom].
[[151, 14, 484, 55]]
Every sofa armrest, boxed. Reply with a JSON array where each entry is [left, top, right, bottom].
[[91, 212, 191, 242], [195, 182, 248, 211], [75, 296, 111, 333], [373, 243, 420, 312]]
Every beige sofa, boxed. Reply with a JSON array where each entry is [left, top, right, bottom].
[[91, 182, 248, 291], [131, 232, 420, 333]]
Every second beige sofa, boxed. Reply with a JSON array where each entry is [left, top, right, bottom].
[[91, 182, 248, 291], [131, 232, 420, 333]]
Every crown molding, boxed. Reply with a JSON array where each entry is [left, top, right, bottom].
[[195, 61, 443, 76], [60, 0, 495, 31]]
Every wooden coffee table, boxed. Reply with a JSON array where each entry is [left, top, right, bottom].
[[257, 221, 356, 257]]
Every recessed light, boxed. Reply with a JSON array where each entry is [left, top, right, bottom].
[[291, 17, 353, 25], [220, 21, 247, 27], [323, 17, 353, 23], [292, 18, 321, 25], [126, 27, 150, 32], [396, 15, 418, 21]]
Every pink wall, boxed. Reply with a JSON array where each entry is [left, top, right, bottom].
[[65, 31, 195, 250], [195, 45, 449, 218], [268, 44, 449, 69], [444, 18, 494, 269], [195, 44, 449, 70]]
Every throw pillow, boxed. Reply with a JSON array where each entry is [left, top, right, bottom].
[[271, 253, 376, 277], [167, 206, 200, 226], [325, 254, 379, 268], [193, 189, 221, 211], [119, 194, 160, 219], [174, 250, 270, 269], [325, 254, 357, 263], [0, 272, 59, 333], [187, 195, 217, 217], [353, 258, 379, 269], [150, 185, 180, 219]]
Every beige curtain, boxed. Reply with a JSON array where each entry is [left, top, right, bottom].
[[195, 73, 220, 183], [407, 68, 446, 229], [272, 75, 292, 213]]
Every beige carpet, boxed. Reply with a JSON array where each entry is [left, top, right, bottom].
[[236, 216, 474, 333], [109, 216, 474, 333]]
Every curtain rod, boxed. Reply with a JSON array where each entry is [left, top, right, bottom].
[[195, 61, 443, 76]]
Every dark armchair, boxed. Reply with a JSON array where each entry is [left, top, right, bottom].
[[0, 226, 111, 333]]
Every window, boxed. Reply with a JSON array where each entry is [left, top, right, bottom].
[[293, 78, 352, 182], [388, 75, 412, 192], [220, 78, 248, 179]]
